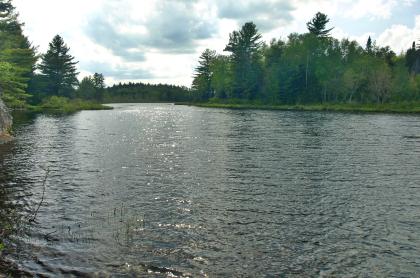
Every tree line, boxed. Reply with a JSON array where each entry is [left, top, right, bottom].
[[192, 12, 420, 104], [0, 0, 189, 108], [0, 0, 105, 107], [2, 1, 419, 109], [104, 82, 191, 103]]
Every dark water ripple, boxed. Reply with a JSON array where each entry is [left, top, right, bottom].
[[0, 103, 420, 277]]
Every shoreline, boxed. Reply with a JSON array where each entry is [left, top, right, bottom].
[[178, 102, 420, 114], [9, 104, 113, 114]]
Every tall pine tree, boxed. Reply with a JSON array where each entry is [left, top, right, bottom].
[[0, 0, 37, 108], [307, 12, 334, 37], [366, 36, 373, 54], [192, 49, 216, 100], [39, 35, 79, 97], [224, 22, 263, 99], [92, 72, 105, 100], [406, 41, 420, 74]]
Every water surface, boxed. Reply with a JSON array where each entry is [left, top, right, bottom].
[[1, 103, 420, 276]]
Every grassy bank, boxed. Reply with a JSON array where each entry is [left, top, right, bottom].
[[29, 96, 113, 113], [182, 101, 420, 114]]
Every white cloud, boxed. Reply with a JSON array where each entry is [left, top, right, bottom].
[[12, 0, 420, 87], [377, 15, 420, 53], [345, 0, 396, 20], [315, 0, 416, 20]]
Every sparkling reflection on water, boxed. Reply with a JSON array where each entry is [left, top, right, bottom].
[[0, 103, 420, 277]]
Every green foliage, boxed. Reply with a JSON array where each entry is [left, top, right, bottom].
[[191, 13, 420, 107], [77, 77, 96, 100], [192, 49, 216, 100], [261, 39, 284, 102], [406, 41, 420, 74], [307, 12, 334, 37], [40, 96, 111, 113], [366, 36, 373, 54], [93, 73, 105, 89], [76, 73, 105, 101], [38, 35, 79, 98], [224, 22, 263, 99], [210, 55, 233, 99], [194, 101, 420, 114], [104, 82, 191, 103], [0, 0, 37, 108]]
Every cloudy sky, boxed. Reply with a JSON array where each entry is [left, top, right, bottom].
[[14, 0, 420, 87]]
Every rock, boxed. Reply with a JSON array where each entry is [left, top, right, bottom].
[[0, 97, 13, 144]]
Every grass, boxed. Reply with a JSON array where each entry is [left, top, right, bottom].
[[29, 96, 113, 113], [182, 100, 420, 114]]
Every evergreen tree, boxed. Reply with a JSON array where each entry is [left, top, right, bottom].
[[0, 0, 37, 108], [366, 36, 373, 54], [406, 41, 420, 74], [76, 73, 105, 101], [39, 35, 79, 97], [224, 22, 263, 99], [93, 73, 105, 100], [307, 12, 334, 37], [262, 39, 285, 102], [77, 76, 96, 100], [0, 0, 14, 27], [416, 41, 420, 74], [0, 0, 12, 13], [103, 82, 191, 103], [93, 73, 105, 90], [192, 49, 216, 100]]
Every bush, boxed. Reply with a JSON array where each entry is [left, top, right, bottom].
[[40, 96, 112, 113]]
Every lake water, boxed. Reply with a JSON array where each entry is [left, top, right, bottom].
[[0, 103, 420, 277]]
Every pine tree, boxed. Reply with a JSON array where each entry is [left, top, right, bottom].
[[92, 73, 105, 100], [192, 49, 216, 100], [414, 41, 420, 74], [406, 41, 420, 74], [77, 76, 96, 100], [39, 35, 79, 97], [0, 0, 13, 24], [366, 36, 373, 54], [93, 73, 105, 90], [224, 22, 263, 99], [0, 0, 37, 108], [307, 12, 334, 37]]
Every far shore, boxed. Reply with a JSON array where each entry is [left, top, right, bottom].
[[177, 102, 420, 114]]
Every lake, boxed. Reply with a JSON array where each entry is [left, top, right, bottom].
[[1, 103, 420, 276]]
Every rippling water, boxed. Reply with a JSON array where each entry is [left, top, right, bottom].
[[1, 103, 420, 277]]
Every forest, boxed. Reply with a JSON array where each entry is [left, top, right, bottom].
[[192, 13, 420, 106], [0, 0, 103, 111], [0, 0, 189, 111], [1, 0, 420, 111], [103, 83, 191, 103]]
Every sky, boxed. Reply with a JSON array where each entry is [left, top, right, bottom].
[[13, 0, 420, 87]]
